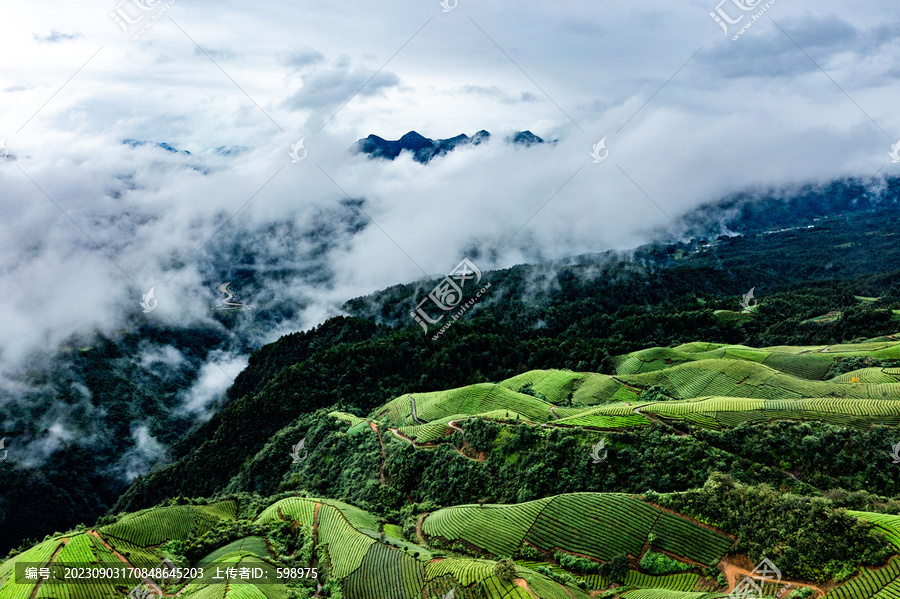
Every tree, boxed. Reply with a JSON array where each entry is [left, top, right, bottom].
[[598, 553, 630, 583], [494, 558, 518, 582]]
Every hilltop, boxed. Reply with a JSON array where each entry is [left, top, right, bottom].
[[354, 129, 545, 163]]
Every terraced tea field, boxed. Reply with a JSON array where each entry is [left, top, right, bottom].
[[3, 490, 900, 599], [6, 336, 900, 598], [354, 337, 900, 445], [614, 340, 900, 380], [100, 501, 238, 547], [0, 493, 728, 599], [847, 512, 900, 550], [423, 493, 734, 566], [825, 556, 900, 599]]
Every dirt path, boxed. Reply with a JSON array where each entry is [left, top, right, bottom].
[[415, 514, 427, 545], [409, 395, 424, 423], [632, 404, 656, 420], [29, 538, 70, 599], [313, 503, 321, 545], [514, 578, 543, 599], [632, 405, 691, 437], [87, 530, 173, 596], [388, 427, 420, 445], [88, 530, 130, 565], [311, 503, 322, 598], [720, 559, 825, 597], [369, 422, 387, 484], [388, 425, 462, 451], [447, 420, 487, 461]]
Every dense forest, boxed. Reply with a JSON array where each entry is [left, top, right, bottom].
[[2, 181, 900, 560], [110, 207, 900, 514]]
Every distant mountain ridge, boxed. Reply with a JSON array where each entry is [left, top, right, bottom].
[[123, 139, 191, 155], [354, 129, 544, 163]]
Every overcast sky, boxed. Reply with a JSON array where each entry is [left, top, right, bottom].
[[1, 0, 899, 380]]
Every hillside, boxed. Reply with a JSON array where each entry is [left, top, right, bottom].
[[4, 206, 900, 598], [4, 197, 900, 555], [2, 489, 896, 599], [7, 1, 900, 596], [7, 333, 899, 597]]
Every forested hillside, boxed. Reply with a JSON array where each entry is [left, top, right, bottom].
[[4, 203, 900, 599]]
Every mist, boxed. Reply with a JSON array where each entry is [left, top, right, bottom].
[[1, 0, 899, 478]]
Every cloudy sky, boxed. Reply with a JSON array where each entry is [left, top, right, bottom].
[[1, 0, 899, 385]]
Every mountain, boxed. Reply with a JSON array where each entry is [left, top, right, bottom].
[[4, 179, 900, 599], [106, 209, 900, 513], [4, 333, 900, 597], [122, 139, 191, 154], [2, 198, 898, 556], [354, 129, 542, 163], [507, 129, 544, 146]]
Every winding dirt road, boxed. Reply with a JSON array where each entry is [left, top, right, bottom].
[[369, 422, 387, 484], [720, 560, 825, 598]]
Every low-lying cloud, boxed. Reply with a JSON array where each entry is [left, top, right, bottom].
[[0, 0, 898, 476]]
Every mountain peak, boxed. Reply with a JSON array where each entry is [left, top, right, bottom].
[[354, 129, 543, 163], [123, 139, 191, 155], [509, 130, 544, 147], [399, 131, 430, 143]]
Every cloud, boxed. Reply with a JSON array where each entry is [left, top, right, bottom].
[[283, 60, 401, 111], [177, 352, 249, 417], [122, 425, 168, 480], [194, 45, 238, 61], [33, 30, 83, 43], [284, 47, 326, 70], [457, 85, 539, 104], [0, 0, 898, 478]]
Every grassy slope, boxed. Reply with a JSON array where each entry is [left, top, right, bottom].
[[360, 338, 900, 443], [0, 496, 592, 599], [7, 337, 900, 597], [4, 491, 896, 599]]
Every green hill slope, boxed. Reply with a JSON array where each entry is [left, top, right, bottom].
[[4, 490, 894, 599], [0, 495, 598, 599], [615, 340, 900, 380], [422, 493, 733, 566], [366, 346, 900, 443]]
